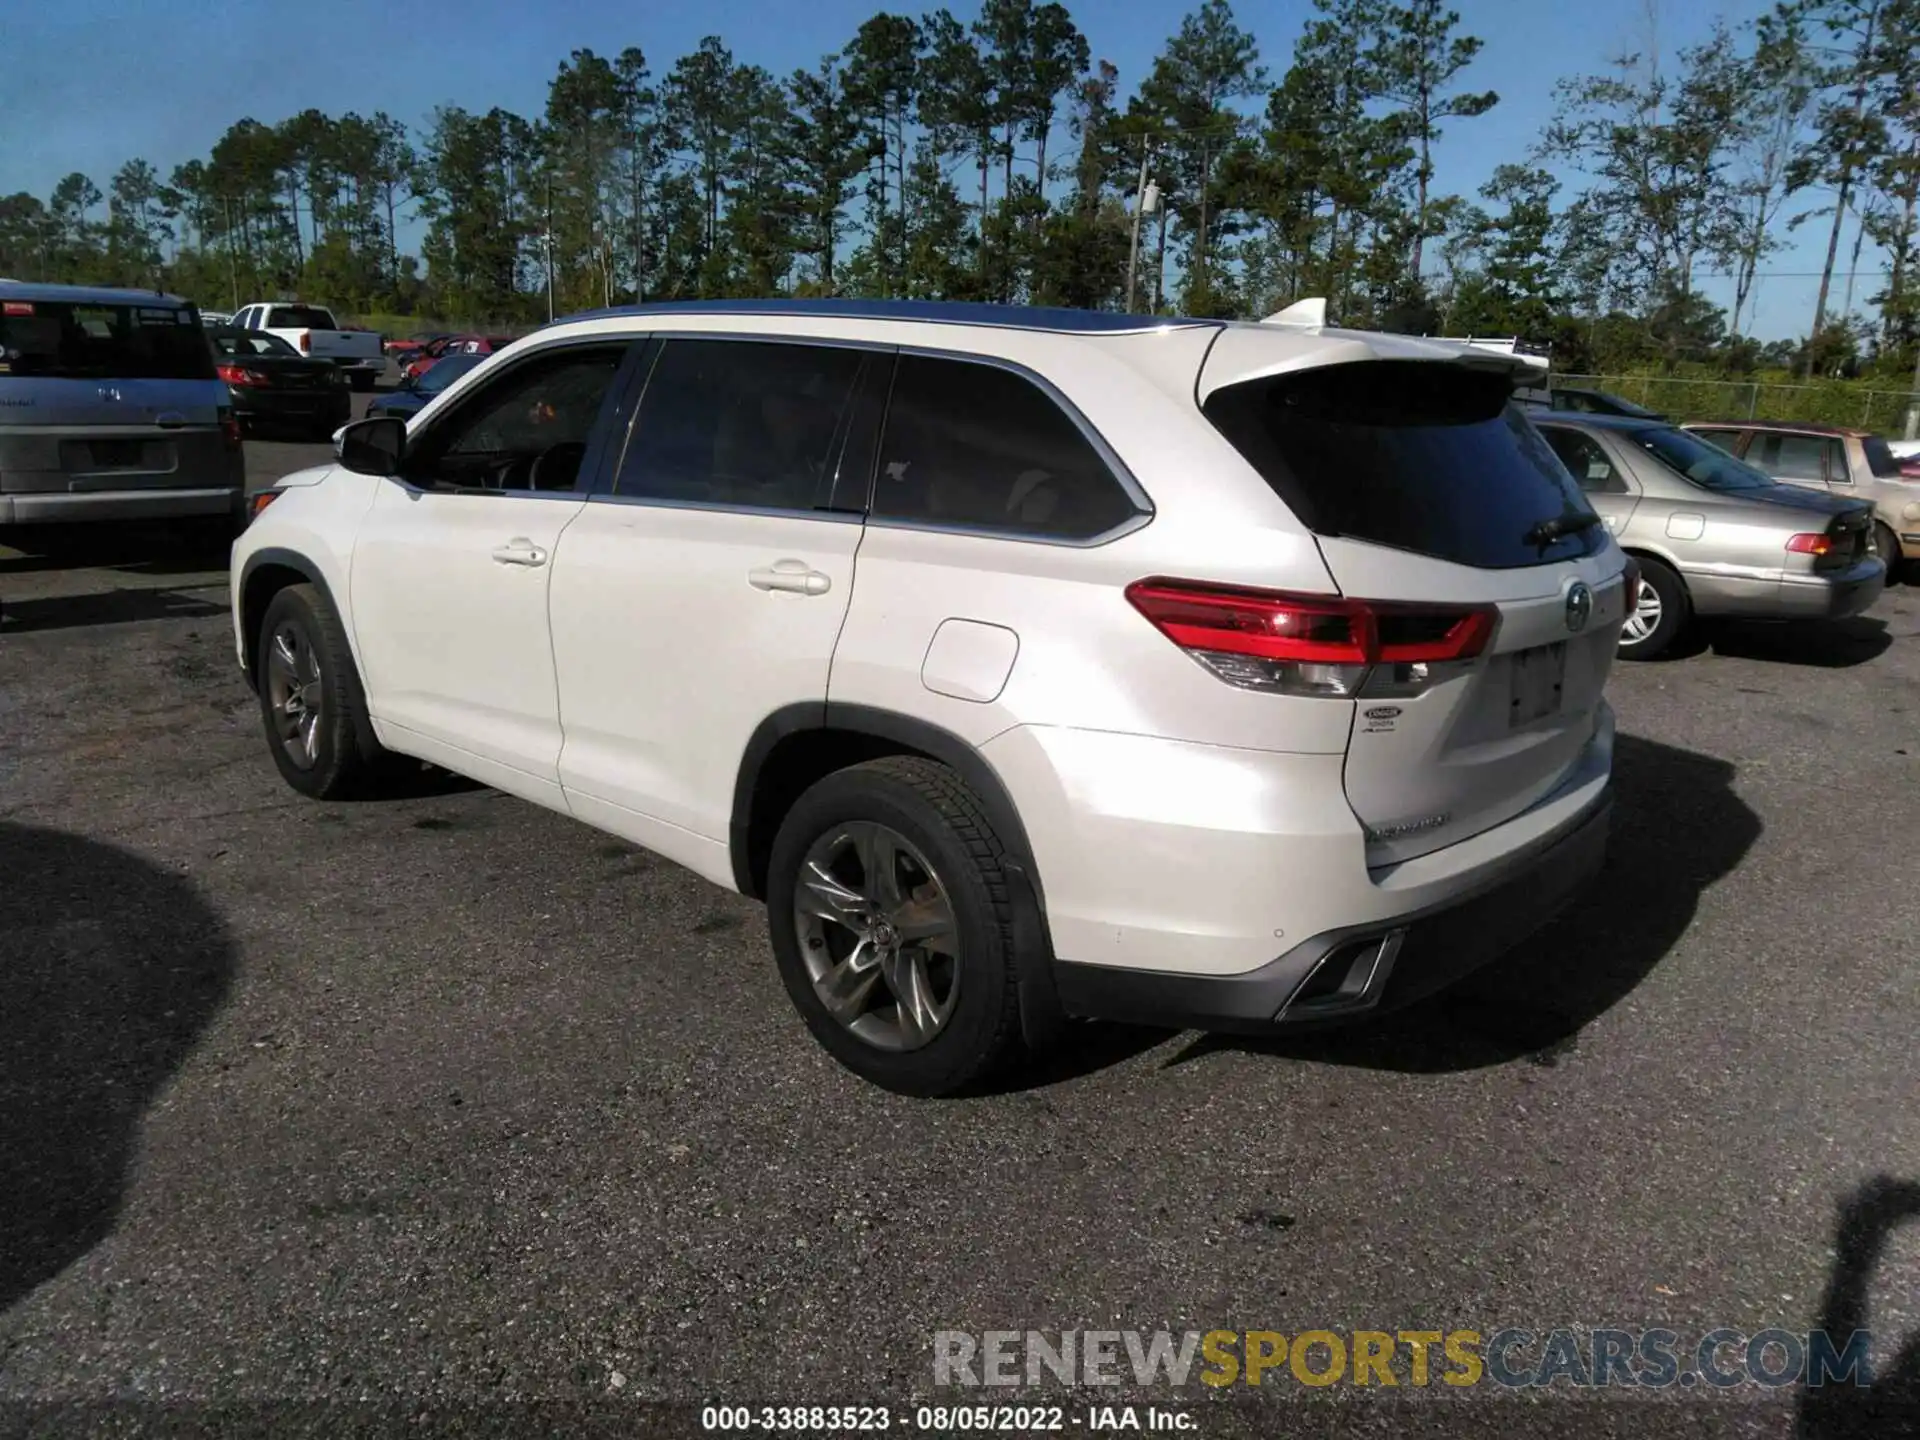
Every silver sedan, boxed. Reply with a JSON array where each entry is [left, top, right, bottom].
[[1532, 414, 1885, 660]]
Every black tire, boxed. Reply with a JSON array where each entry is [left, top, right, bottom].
[[766, 756, 1030, 1096], [1872, 522, 1901, 582], [349, 370, 374, 393], [255, 583, 388, 799], [1617, 557, 1688, 661]]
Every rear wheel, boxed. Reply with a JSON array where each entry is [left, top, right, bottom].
[[766, 756, 1029, 1096], [255, 583, 389, 798], [1618, 557, 1687, 660], [1872, 522, 1901, 581]]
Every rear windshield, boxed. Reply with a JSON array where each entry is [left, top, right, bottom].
[[212, 330, 299, 359], [266, 306, 337, 330], [1863, 436, 1904, 478], [1202, 360, 1604, 569], [1634, 426, 1772, 491], [0, 300, 216, 381]]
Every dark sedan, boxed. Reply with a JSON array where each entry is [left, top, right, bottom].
[[209, 328, 352, 440], [365, 350, 488, 421]]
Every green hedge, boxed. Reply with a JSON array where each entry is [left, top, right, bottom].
[[1562, 372, 1920, 435]]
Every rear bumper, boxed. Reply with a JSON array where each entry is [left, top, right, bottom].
[[1052, 784, 1612, 1033], [1777, 558, 1885, 617], [1688, 558, 1885, 619], [231, 388, 352, 429], [329, 357, 385, 373], [0, 486, 241, 525]]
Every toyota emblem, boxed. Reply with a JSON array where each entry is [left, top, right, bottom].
[[1565, 581, 1593, 634]]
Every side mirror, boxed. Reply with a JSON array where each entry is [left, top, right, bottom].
[[336, 415, 406, 477]]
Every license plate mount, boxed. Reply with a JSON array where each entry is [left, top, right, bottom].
[[1509, 643, 1568, 728], [89, 439, 146, 468]]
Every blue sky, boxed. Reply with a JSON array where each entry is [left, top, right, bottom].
[[8, 0, 1856, 339]]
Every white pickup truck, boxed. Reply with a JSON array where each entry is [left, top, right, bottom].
[[229, 302, 384, 390]]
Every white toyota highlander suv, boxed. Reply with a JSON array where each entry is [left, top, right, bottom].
[[232, 299, 1629, 1095]]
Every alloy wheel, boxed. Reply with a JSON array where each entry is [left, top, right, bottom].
[[1621, 583, 1663, 645], [266, 620, 324, 769], [792, 821, 960, 1052]]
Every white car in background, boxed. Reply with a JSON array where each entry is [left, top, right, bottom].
[[230, 298, 1629, 1094]]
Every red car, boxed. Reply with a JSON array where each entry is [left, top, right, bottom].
[[402, 333, 514, 382]]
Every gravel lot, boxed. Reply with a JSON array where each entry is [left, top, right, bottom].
[[2, 402, 1917, 1439]]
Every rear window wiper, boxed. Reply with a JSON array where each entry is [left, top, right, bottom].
[[1524, 510, 1603, 549]]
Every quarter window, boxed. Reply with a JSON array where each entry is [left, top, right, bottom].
[[403, 343, 628, 493], [872, 354, 1141, 540], [616, 339, 868, 512]]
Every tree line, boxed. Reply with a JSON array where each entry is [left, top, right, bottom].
[[3, 0, 1918, 380]]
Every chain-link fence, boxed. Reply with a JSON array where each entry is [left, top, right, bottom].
[[1560, 373, 1920, 436]]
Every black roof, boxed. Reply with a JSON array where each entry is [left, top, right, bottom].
[[558, 297, 1212, 335]]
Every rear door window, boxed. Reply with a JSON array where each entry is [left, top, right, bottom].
[[1203, 360, 1603, 569], [0, 301, 215, 381], [1690, 428, 1744, 454], [871, 354, 1143, 540], [1540, 428, 1629, 493], [1759, 433, 1829, 483]]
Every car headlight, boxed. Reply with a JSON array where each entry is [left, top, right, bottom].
[[1904, 501, 1920, 521]]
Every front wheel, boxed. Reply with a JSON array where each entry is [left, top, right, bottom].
[[765, 756, 1030, 1096], [255, 583, 388, 798], [1617, 557, 1688, 661]]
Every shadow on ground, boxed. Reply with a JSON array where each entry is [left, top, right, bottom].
[[0, 518, 234, 578], [0, 587, 228, 634], [1799, 1175, 1920, 1439], [0, 822, 236, 1310], [1703, 615, 1893, 668], [1165, 733, 1761, 1076]]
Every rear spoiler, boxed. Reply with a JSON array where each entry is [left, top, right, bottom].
[[1202, 300, 1551, 401]]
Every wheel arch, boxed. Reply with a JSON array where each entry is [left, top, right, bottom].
[[1619, 543, 1687, 589], [237, 547, 348, 687], [733, 702, 1063, 1048]]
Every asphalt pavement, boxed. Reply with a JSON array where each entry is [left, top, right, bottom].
[[1, 396, 1918, 1439]]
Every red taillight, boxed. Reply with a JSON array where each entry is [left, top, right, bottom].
[[217, 363, 268, 387], [1620, 556, 1642, 609], [1786, 532, 1834, 556], [1125, 579, 1495, 698], [249, 490, 279, 518], [299, 332, 311, 353]]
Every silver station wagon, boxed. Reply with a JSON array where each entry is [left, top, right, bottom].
[[0, 281, 244, 527], [1534, 414, 1884, 659]]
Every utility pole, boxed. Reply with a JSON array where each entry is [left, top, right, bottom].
[[544, 172, 556, 324], [1125, 140, 1158, 314]]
